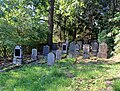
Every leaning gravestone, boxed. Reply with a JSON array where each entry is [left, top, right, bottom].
[[97, 42, 108, 59], [47, 52, 55, 66], [13, 46, 22, 65], [77, 41, 82, 50], [91, 40, 99, 56], [69, 41, 76, 57], [31, 49, 37, 60], [83, 44, 90, 59], [56, 49, 62, 60], [62, 43, 67, 54]]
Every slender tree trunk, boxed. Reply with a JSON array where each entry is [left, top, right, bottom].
[[3, 46, 6, 66], [73, 27, 77, 41], [112, 0, 116, 18], [48, 0, 55, 47]]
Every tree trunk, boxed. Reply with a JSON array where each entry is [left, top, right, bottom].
[[73, 27, 77, 41], [48, 0, 55, 47], [3, 46, 7, 66]]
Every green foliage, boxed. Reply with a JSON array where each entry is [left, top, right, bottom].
[[112, 12, 120, 55]]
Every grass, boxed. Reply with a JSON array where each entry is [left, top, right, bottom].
[[0, 58, 120, 91]]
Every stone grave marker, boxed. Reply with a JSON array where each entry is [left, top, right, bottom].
[[69, 41, 76, 57], [75, 43, 80, 55], [77, 41, 82, 50], [97, 42, 108, 58], [83, 44, 90, 59], [13, 46, 22, 65], [52, 43, 58, 54], [56, 49, 62, 60], [43, 45, 50, 56], [91, 40, 99, 56], [31, 49, 37, 60], [47, 52, 55, 66], [62, 43, 67, 54]]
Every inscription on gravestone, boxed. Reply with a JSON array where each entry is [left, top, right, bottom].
[[62, 43, 67, 54], [13, 46, 22, 65]]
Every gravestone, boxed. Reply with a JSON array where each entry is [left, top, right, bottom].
[[13, 46, 22, 65], [97, 42, 108, 58], [77, 41, 82, 50], [56, 49, 62, 60], [69, 41, 76, 57], [52, 44, 58, 54], [31, 49, 37, 60], [62, 43, 67, 54], [47, 52, 55, 66], [75, 43, 80, 55], [83, 44, 90, 59], [66, 39, 69, 48], [91, 40, 99, 56], [43, 45, 50, 56]]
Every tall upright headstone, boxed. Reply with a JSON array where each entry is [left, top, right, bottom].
[[13, 46, 22, 65], [77, 41, 82, 50], [97, 42, 108, 58], [62, 43, 67, 54], [91, 40, 99, 56], [56, 49, 62, 60], [52, 43, 57, 54], [69, 41, 76, 57], [31, 49, 37, 60], [43, 45, 50, 56], [83, 44, 90, 59], [47, 52, 55, 66]]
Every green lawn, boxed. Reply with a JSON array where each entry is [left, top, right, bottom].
[[0, 58, 120, 91]]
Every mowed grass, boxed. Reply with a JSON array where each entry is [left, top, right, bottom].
[[0, 58, 120, 91]]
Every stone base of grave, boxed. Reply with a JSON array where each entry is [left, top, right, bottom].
[[83, 53, 90, 59], [31, 55, 37, 60], [97, 52, 107, 59], [13, 58, 22, 65]]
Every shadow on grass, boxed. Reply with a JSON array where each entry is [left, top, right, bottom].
[[0, 58, 114, 91]]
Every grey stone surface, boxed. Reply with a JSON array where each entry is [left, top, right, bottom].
[[13, 46, 22, 65], [97, 42, 108, 58], [56, 49, 62, 60], [43, 45, 50, 56], [47, 52, 55, 66], [62, 43, 67, 54], [91, 40, 99, 56], [31, 49, 37, 60], [83, 44, 90, 59]]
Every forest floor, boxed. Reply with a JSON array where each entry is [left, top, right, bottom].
[[0, 57, 120, 91]]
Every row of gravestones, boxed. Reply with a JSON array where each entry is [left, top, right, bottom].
[[12, 40, 108, 65]]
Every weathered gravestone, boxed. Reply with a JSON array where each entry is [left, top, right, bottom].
[[31, 49, 37, 60], [52, 43, 58, 54], [43, 45, 50, 60], [83, 44, 90, 59], [47, 52, 55, 66], [69, 41, 76, 57], [75, 43, 80, 55], [77, 41, 82, 50], [62, 43, 67, 54], [91, 40, 99, 56], [13, 46, 22, 65], [56, 49, 62, 60], [43, 45, 50, 56], [97, 42, 108, 59]]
